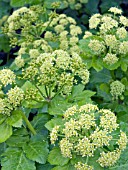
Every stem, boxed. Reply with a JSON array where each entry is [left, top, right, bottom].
[[86, 156, 89, 164], [45, 85, 49, 98], [7, 52, 10, 63], [52, 84, 65, 99], [34, 84, 46, 99], [21, 111, 36, 135]]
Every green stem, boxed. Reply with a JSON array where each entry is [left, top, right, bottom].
[[52, 84, 65, 99], [34, 84, 46, 99], [21, 111, 36, 135], [86, 156, 89, 164], [45, 85, 49, 98]]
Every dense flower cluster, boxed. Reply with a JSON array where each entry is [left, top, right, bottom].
[[0, 69, 16, 86], [83, 7, 128, 67], [56, 0, 88, 10], [44, 14, 82, 53], [50, 104, 127, 169], [110, 80, 125, 100], [22, 50, 89, 96], [3, 5, 82, 55], [75, 162, 93, 170]]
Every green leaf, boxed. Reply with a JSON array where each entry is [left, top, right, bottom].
[[52, 163, 75, 170], [0, 122, 12, 143], [6, 110, 22, 127], [84, 0, 99, 15], [100, 0, 122, 13], [1, 148, 36, 170], [0, 143, 6, 161], [36, 163, 54, 170], [31, 113, 50, 133], [108, 145, 128, 170], [23, 136, 49, 164], [0, 114, 6, 124], [48, 96, 72, 116], [90, 68, 112, 84], [68, 84, 95, 104], [6, 128, 29, 147], [48, 147, 70, 166], [0, 34, 10, 52], [45, 118, 63, 131]]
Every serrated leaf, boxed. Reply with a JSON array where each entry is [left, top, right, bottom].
[[48, 147, 70, 166], [31, 113, 50, 132], [0, 122, 12, 143], [6, 110, 22, 127], [48, 96, 72, 116], [23, 136, 49, 164], [36, 163, 54, 170], [6, 128, 29, 147], [52, 163, 75, 170], [1, 148, 36, 170], [90, 68, 112, 84], [45, 118, 63, 131]]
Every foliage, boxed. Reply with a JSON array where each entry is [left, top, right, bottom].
[[0, 1, 128, 170]]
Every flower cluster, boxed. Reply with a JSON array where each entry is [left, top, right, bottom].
[[110, 80, 125, 100], [7, 86, 24, 109], [50, 104, 127, 169], [0, 69, 16, 87], [3, 5, 45, 47], [83, 7, 128, 67], [4, 5, 82, 55], [56, 0, 88, 10], [22, 50, 89, 96], [75, 162, 93, 170], [44, 14, 82, 53], [0, 68, 24, 116]]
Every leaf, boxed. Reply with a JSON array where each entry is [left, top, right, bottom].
[[0, 143, 6, 161], [68, 84, 95, 104], [0, 114, 6, 124], [6, 110, 22, 127], [108, 145, 128, 170], [48, 96, 72, 116], [36, 163, 54, 170], [90, 68, 112, 84], [48, 147, 70, 166], [45, 118, 63, 131], [23, 136, 49, 164], [0, 122, 12, 143], [6, 128, 29, 147], [52, 163, 75, 170], [1, 148, 36, 170], [31, 113, 50, 132], [0, 34, 10, 52], [84, 0, 100, 15], [100, 0, 122, 13]]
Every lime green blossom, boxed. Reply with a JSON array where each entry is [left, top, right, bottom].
[[50, 104, 127, 169], [110, 80, 125, 100], [75, 162, 93, 170], [88, 40, 105, 55], [15, 56, 25, 68], [7, 86, 24, 108], [97, 149, 121, 167], [116, 27, 127, 39], [103, 53, 118, 65], [117, 131, 128, 150], [22, 50, 89, 96], [0, 98, 13, 116], [0, 69, 16, 86], [109, 7, 122, 15], [120, 16, 128, 26], [119, 41, 128, 54], [89, 14, 101, 29]]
